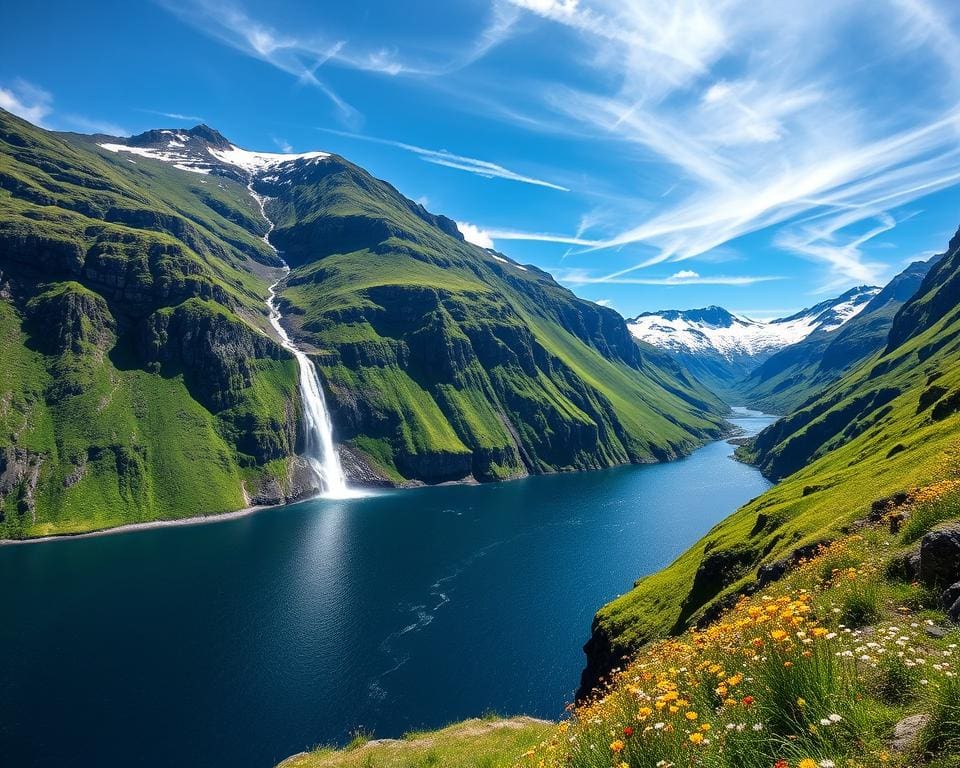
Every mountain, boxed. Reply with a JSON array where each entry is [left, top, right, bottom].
[[578, 224, 960, 697], [736, 257, 937, 413], [627, 287, 878, 398], [0, 109, 726, 537]]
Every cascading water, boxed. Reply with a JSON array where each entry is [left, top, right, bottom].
[[249, 181, 350, 498]]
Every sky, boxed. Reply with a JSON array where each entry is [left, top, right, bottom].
[[4, 0, 960, 319]]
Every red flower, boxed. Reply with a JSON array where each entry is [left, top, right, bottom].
[[623, 726, 634, 737], [774, 760, 789, 768], [742, 695, 755, 707]]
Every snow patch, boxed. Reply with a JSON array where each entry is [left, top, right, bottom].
[[207, 144, 329, 172]]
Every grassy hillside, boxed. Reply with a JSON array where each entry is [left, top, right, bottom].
[[580, 225, 960, 694], [278, 717, 552, 768], [0, 110, 728, 535], [261, 155, 727, 484], [0, 109, 304, 537], [532, 488, 960, 768]]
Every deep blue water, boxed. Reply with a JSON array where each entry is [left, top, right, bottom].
[[0, 409, 774, 768]]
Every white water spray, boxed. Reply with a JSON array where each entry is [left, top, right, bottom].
[[249, 181, 351, 498]]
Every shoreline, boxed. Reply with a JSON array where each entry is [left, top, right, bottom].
[[1, 411, 762, 547], [0, 501, 279, 547]]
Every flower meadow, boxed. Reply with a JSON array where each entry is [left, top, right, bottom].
[[521, 483, 960, 768]]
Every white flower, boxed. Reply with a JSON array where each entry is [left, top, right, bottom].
[[828, 713, 842, 722], [819, 760, 836, 767], [820, 718, 832, 726], [752, 723, 763, 731]]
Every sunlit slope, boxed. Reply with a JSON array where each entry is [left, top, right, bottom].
[[0, 109, 301, 537], [262, 154, 727, 483], [581, 225, 960, 692]]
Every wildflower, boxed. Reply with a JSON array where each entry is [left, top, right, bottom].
[[610, 739, 625, 753], [774, 761, 789, 768], [742, 695, 755, 707], [685, 711, 698, 721], [819, 761, 836, 768], [689, 732, 704, 745], [796, 697, 806, 707], [828, 714, 842, 722], [623, 726, 634, 737], [799, 760, 818, 768]]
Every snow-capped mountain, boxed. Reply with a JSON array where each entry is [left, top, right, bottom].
[[97, 124, 329, 179], [627, 286, 880, 393]]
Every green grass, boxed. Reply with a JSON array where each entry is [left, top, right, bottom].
[[269, 153, 727, 484], [0, 109, 302, 537], [586, 227, 960, 665], [277, 717, 553, 768]]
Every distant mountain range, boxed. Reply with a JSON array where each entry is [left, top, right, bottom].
[[627, 287, 880, 397]]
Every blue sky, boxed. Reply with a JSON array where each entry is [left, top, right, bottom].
[[4, 0, 960, 319]]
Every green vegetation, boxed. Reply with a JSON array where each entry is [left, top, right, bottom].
[[582, 225, 960, 691], [0, 109, 301, 537], [527, 499, 960, 768], [266, 154, 726, 484], [0, 109, 727, 535], [277, 717, 553, 768]]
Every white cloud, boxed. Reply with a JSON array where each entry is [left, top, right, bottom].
[[594, 298, 615, 307], [553, 267, 781, 286], [0, 80, 52, 125], [324, 129, 569, 190], [157, 0, 520, 124], [272, 136, 294, 153], [490, 0, 960, 289], [457, 221, 495, 248], [140, 109, 206, 123]]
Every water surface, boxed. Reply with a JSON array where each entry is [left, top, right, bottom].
[[1, 408, 774, 767]]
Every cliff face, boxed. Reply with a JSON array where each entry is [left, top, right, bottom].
[[260, 155, 727, 485], [0, 109, 303, 537]]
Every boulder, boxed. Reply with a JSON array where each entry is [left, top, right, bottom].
[[889, 713, 929, 753], [919, 524, 960, 587]]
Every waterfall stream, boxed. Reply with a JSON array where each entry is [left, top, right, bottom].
[[249, 182, 350, 498]]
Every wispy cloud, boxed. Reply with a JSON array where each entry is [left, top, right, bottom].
[[272, 136, 294, 153], [139, 109, 206, 123], [0, 79, 52, 125], [478, 1, 960, 290], [157, 0, 519, 125], [553, 267, 782, 286], [324, 129, 569, 191]]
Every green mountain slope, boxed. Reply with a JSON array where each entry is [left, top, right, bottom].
[[736, 257, 935, 414], [578, 224, 960, 697], [0, 110, 306, 537], [258, 154, 726, 484], [0, 111, 727, 536]]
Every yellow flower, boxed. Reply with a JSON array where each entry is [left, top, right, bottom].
[[799, 760, 818, 768], [685, 711, 698, 720], [797, 697, 807, 707], [610, 739, 625, 753], [770, 629, 788, 642], [689, 732, 704, 745]]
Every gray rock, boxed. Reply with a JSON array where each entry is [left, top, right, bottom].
[[919, 524, 960, 587], [943, 581, 960, 611], [950, 597, 960, 624], [889, 713, 929, 753], [926, 625, 950, 639]]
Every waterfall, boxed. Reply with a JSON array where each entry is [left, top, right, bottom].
[[249, 182, 350, 498]]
